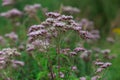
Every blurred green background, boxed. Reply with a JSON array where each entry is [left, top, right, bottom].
[[0, 0, 120, 36]]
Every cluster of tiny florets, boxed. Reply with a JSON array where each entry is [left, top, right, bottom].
[[95, 61, 112, 73], [24, 4, 41, 17], [5, 32, 18, 41], [0, 8, 22, 18], [2, 0, 15, 6], [27, 12, 95, 52], [62, 6, 80, 14], [0, 48, 24, 69]]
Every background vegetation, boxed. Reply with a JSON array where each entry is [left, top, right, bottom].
[[0, 0, 120, 80]]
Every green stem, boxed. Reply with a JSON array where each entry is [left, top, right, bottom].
[[33, 15, 41, 23], [59, 4, 63, 14]]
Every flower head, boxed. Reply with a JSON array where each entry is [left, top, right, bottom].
[[2, 0, 15, 6], [0, 8, 22, 18]]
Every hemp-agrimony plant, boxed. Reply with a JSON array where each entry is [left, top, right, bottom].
[[0, 48, 24, 80], [27, 12, 95, 80]]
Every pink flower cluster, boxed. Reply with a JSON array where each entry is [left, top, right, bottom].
[[27, 12, 94, 51], [62, 6, 80, 14], [0, 48, 24, 69], [24, 4, 41, 17], [2, 0, 15, 6], [0, 8, 22, 18], [5, 32, 18, 41]]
